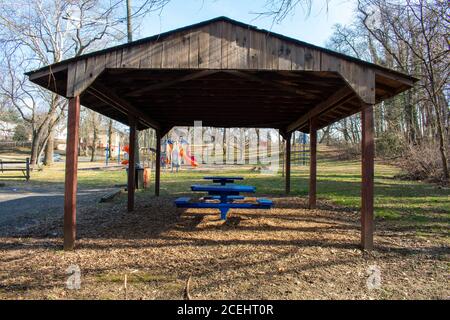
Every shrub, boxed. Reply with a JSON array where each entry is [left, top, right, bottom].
[[335, 142, 360, 160], [376, 131, 405, 159], [397, 142, 448, 184], [12, 124, 29, 141]]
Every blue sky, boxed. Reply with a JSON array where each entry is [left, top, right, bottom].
[[137, 0, 356, 47]]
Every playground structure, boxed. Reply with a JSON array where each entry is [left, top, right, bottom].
[[115, 134, 200, 177], [291, 132, 309, 166], [162, 137, 198, 172], [102, 143, 124, 166]]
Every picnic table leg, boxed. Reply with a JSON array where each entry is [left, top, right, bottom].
[[220, 193, 228, 203], [220, 207, 230, 220]]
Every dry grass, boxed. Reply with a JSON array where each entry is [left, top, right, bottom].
[[0, 194, 448, 300]]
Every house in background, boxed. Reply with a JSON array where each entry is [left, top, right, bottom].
[[93, 126, 128, 157], [55, 125, 127, 158], [0, 121, 17, 140]]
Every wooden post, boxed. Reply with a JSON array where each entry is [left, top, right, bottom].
[[155, 130, 161, 196], [285, 132, 291, 194], [64, 96, 80, 250], [361, 104, 374, 250], [309, 118, 317, 209], [127, 116, 136, 212]]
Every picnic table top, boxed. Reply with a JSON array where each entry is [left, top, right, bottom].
[[191, 184, 255, 193], [203, 176, 244, 181]]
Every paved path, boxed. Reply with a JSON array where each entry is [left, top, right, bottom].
[[0, 184, 116, 234]]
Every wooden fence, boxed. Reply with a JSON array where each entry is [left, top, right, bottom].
[[0, 141, 32, 149]]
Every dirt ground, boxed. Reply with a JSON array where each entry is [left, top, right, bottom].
[[0, 194, 448, 300]]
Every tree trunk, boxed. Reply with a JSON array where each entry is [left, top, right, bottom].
[[434, 100, 449, 180], [222, 128, 226, 163], [256, 128, 260, 164], [44, 131, 54, 165], [212, 128, 217, 164], [126, 0, 133, 42], [134, 131, 140, 166], [43, 109, 58, 166], [90, 129, 97, 162], [125, 0, 139, 167], [108, 119, 113, 159], [30, 130, 41, 168], [319, 126, 331, 144], [404, 92, 417, 144]]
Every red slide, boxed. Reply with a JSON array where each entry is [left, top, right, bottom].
[[180, 146, 198, 167]]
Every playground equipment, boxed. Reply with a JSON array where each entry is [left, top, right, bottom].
[[180, 138, 199, 167], [103, 143, 123, 166], [121, 145, 130, 165], [163, 138, 198, 171]]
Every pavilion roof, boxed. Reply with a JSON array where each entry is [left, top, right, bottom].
[[26, 16, 418, 134]]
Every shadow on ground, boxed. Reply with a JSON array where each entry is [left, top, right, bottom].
[[0, 194, 448, 299]]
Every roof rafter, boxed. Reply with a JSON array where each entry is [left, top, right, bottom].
[[286, 86, 355, 133], [126, 70, 220, 97], [87, 83, 161, 130], [223, 70, 312, 98]]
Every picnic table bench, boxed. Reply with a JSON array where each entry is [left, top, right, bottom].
[[175, 176, 273, 220], [0, 158, 30, 181]]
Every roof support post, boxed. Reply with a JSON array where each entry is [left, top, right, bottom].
[[64, 96, 80, 250], [285, 132, 291, 195], [309, 118, 317, 209], [155, 130, 161, 197], [127, 115, 137, 212], [361, 103, 374, 250]]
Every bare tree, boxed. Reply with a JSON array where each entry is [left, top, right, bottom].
[[0, 51, 65, 166], [255, 0, 313, 23], [0, 0, 126, 167], [357, 0, 449, 179], [324, 0, 448, 181], [123, 0, 172, 166]]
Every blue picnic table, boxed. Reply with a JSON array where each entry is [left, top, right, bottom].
[[195, 177, 251, 201], [175, 176, 273, 220]]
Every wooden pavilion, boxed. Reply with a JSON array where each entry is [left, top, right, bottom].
[[25, 17, 417, 251]]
